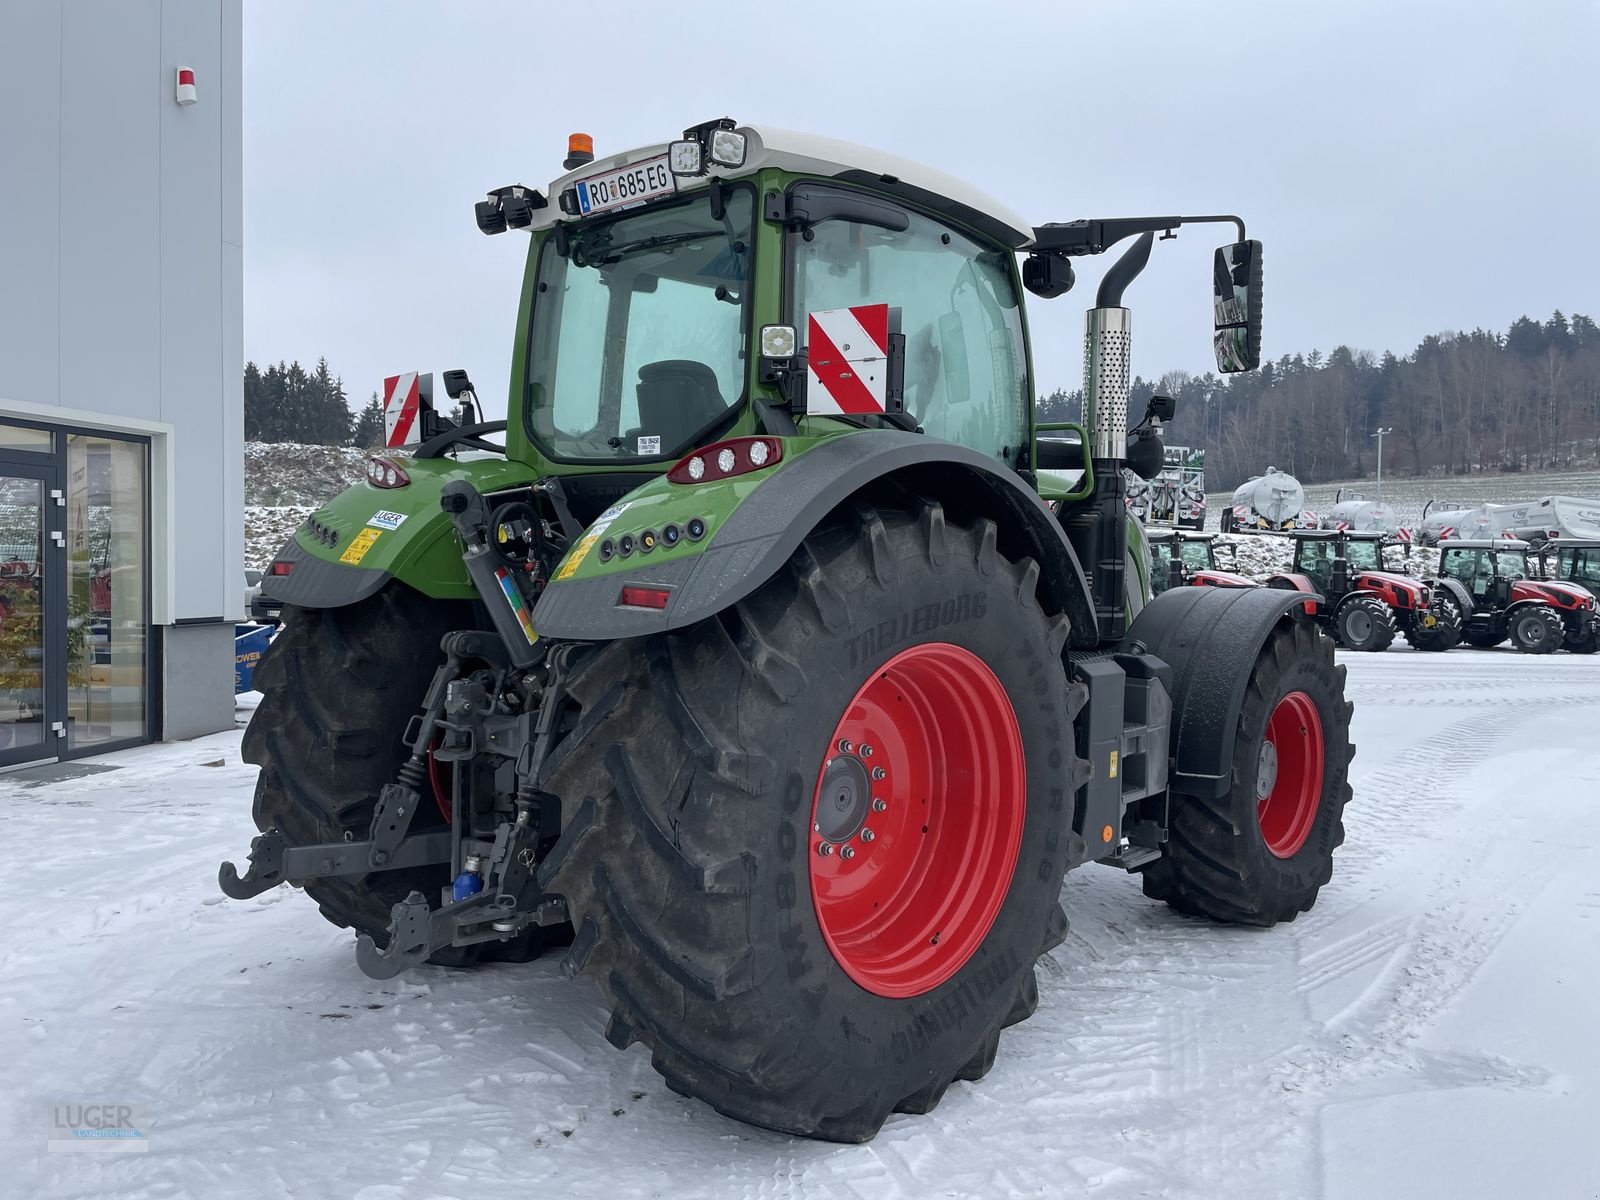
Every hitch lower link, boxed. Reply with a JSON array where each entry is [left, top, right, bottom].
[[217, 625, 577, 980]]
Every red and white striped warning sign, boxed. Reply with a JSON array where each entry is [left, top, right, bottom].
[[806, 304, 890, 415], [1335, 520, 1351, 531], [1438, 526, 1456, 540], [1396, 527, 1413, 543], [383, 372, 423, 448]]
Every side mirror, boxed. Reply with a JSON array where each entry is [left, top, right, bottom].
[[1146, 394, 1176, 422], [1212, 239, 1263, 373]]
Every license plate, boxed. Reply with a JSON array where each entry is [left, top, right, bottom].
[[574, 154, 676, 216]]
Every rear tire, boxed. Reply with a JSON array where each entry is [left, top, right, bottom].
[[539, 501, 1081, 1141], [1509, 605, 1561, 654], [1141, 620, 1353, 925], [1334, 594, 1396, 651], [241, 587, 559, 964]]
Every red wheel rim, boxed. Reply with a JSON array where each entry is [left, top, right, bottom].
[[808, 643, 1026, 998], [1255, 691, 1325, 858]]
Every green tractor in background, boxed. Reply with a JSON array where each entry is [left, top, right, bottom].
[[222, 121, 1354, 1142]]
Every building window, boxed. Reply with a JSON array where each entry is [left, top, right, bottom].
[[65, 434, 148, 750], [0, 421, 53, 455]]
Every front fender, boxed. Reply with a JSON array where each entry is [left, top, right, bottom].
[[1123, 586, 1321, 799], [531, 431, 1096, 643], [260, 455, 541, 609], [1432, 575, 1474, 616]]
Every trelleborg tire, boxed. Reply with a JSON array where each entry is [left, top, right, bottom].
[[539, 500, 1082, 1141], [1141, 619, 1353, 925]]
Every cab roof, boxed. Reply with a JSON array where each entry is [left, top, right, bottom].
[[1439, 538, 1531, 550], [531, 123, 1035, 248], [1292, 529, 1386, 541]]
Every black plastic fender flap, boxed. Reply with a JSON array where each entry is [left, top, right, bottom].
[[1121, 586, 1317, 800]]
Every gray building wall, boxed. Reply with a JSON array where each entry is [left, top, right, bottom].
[[0, 0, 243, 740]]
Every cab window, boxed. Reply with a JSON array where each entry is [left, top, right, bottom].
[[788, 195, 1028, 464]]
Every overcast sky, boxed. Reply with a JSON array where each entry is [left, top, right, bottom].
[[243, 0, 1600, 420]]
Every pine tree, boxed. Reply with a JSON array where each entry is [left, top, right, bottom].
[[352, 393, 386, 448]]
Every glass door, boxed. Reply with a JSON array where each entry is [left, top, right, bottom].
[[0, 462, 64, 767]]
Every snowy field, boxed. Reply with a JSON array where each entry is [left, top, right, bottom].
[[5, 650, 1599, 1198], [1204, 466, 1600, 531]]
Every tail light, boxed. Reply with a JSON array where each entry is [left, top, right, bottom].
[[619, 586, 672, 610], [367, 456, 410, 489], [269, 561, 294, 576], [668, 437, 783, 484]]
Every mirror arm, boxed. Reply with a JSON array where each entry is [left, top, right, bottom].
[[1031, 213, 1246, 256]]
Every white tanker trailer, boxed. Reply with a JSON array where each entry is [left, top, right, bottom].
[[1221, 466, 1305, 532], [1320, 489, 1401, 534]]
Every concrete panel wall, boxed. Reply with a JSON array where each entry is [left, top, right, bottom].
[[0, 0, 243, 740]]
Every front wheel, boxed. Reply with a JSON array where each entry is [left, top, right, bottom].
[[1142, 619, 1353, 925], [1404, 598, 1462, 651], [1565, 627, 1600, 654], [540, 501, 1081, 1141], [1334, 594, 1396, 651], [1510, 605, 1561, 654]]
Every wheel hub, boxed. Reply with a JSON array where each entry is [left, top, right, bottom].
[[815, 753, 872, 843], [1255, 739, 1279, 799], [1345, 609, 1372, 641]]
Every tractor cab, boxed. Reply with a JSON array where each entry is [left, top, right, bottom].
[[1147, 529, 1252, 593], [1549, 539, 1600, 602], [1438, 539, 1530, 606], [1290, 529, 1383, 598]]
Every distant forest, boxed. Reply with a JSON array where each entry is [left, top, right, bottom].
[[251, 311, 1600, 487], [243, 359, 384, 448], [1041, 311, 1600, 491]]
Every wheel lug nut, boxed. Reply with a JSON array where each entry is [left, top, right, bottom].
[[859, 744, 873, 757], [872, 797, 887, 812], [813, 822, 821, 833], [837, 739, 853, 754], [871, 766, 886, 780], [840, 846, 855, 860], [817, 842, 833, 857], [860, 828, 875, 842]]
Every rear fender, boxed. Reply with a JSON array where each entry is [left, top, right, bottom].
[[259, 456, 542, 609], [1122, 586, 1321, 799], [1432, 575, 1474, 616], [1265, 572, 1319, 616], [531, 430, 1098, 645]]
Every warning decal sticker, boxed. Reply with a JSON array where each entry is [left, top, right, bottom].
[[339, 527, 382, 565]]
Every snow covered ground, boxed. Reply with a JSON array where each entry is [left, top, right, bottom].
[[5, 650, 1599, 1198]]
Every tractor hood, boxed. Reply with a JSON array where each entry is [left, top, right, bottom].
[[1515, 580, 1595, 609]]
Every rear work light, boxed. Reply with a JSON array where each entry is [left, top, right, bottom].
[[668, 437, 783, 485], [367, 456, 410, 489], [619, 586, 672, 610]]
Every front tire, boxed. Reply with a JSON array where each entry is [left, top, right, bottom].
[[1141, 619, 1353, 925], [1403, 598, 1462, 651], [1509, 605, 1561, 654], [1565, 627, 1600, 654], [540, 501, 1081, 1141], [1334, 594, 1396, 651]]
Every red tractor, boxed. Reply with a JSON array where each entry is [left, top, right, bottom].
[[1438, 539, 1599, 654], [1147, 529, 1256, 594], [1268, 529, 1461, 651]]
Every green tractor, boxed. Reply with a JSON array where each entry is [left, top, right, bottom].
[[222, 121, 1354, 1142]]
